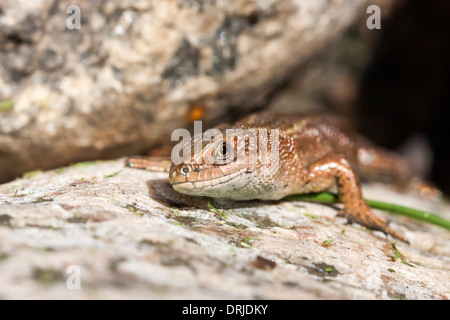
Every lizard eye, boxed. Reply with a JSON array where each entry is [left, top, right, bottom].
[[215, 141, 234, 164], [220, 143, 228, 156], [181, 166, 190, 176]]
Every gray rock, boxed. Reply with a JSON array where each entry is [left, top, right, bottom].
[[0, 159, 448, 299], [0, 0, 372, 182]]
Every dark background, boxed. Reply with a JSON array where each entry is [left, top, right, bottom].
[[355, 0, 450, 195]]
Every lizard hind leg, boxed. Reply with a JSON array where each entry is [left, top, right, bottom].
[[356, 146, 441, 201], [308, 155, 409, 243], [356, 147, 413, 186]]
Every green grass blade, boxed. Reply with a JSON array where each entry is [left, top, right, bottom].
[[286, 192, 450, 230]]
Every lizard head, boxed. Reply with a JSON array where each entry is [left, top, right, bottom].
[[169, 128, 280, 200]]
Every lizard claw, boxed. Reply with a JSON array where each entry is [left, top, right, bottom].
[[380, 224, 409, 244], [342, 207, 409, 244]]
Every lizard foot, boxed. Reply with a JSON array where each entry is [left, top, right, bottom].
[[343, 206, 409, 244]]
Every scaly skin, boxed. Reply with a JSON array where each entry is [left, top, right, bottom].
[[127, 112, 423, 242]]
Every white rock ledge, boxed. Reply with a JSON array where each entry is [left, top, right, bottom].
[[0, 159, 449, 299]]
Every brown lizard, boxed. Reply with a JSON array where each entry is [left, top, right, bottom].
[[127, 112, 437, 243]]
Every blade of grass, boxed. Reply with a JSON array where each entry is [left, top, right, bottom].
[[104, 170, 122, 178], [208, 202, 228, 219], [391, 242, 415, 267], [285, 192, 450, 230], [0, 100, 14, 111]]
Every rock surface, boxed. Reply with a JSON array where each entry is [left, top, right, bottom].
[[0, 0, 372, 182], [0, 159, 449, 299]]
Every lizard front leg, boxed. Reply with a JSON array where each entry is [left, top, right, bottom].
[[308, 155, 408, 243]]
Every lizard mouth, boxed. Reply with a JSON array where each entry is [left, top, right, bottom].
[[170, 172, 242, 190], [169, 164, 244, 193]]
